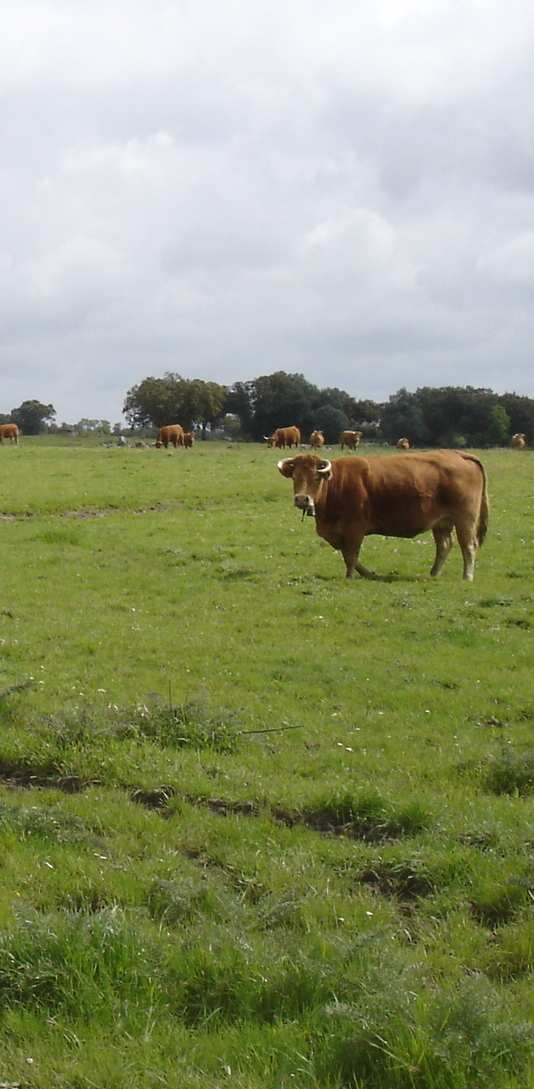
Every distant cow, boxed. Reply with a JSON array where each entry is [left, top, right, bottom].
[[511, 433, 527, 449], [183, 431, 195, 448], [396, 437, 411, 450], [265, 426, 301, 449], [340, 430, 362, 451], [277, 451, 488, 582], [310, 430, 325, 449], [156, 424, 184, 449], [0, 423, 20, 444]]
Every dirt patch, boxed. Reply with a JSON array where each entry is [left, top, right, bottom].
[[0, 501, 182, 523], [358, 864, 434, 901], [0, 765, 100, 793], [0, 769, 424, 843]]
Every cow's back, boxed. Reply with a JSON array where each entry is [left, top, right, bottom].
[[322, 452, 485, 538]]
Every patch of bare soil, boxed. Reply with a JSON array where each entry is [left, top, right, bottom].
[[0, 501, 182, 522]]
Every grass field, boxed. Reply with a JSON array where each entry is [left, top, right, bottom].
[[0, 439, 533, 1088]]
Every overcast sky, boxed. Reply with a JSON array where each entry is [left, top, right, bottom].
[[2, 0, 534, 422]]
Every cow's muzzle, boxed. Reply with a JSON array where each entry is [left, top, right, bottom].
[[294, 493, 315, 516]]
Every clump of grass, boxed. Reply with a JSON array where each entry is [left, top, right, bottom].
[[358, 857, 436, 900], [470, 876, 531, 926], [485, 917, 534, 980], [41, 696, 242, 755], [126, 697, 241, 753], [484, 748, 534, 795], [167, 934, 344, 1026], [317, 975, 533, 1089], [0, 909, 161, 1020], [33, 525, 88, 548], [0, 801, 94, 847], [296, 790, 431, 841], [147, 876, 235, 926]]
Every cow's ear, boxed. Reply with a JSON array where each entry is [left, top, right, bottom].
[[278, 458, 295, 477], [317, 459, 332, 479]]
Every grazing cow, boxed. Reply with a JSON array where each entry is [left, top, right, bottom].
[[183, 431, 195, 448], [340, 430, 362, 451], [511, 433, 527, 449], [265, 426, 301, 449], [310, 430, 325, 449], [277, 451, 488, 582], [0, 423, 20, 444], [156, 424, 184, 449], [396, 437, 411, 449]]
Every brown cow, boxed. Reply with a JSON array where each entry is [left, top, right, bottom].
[[156, 424, 184, 449], [310, 430, 325, 449], [396, 437, 411, 449], [511, 433, 527, 449], [277, 451, 488, 582], [183, 431, 195, 448], [265, 426, 301, 449], [0, 423, 20, 444], [340, 430, 362, 451]]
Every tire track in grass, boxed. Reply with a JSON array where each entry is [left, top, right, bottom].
[[0, 501, 183, 522], [0, 765, 430, 843]]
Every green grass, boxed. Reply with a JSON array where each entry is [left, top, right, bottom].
[[0, 439, 533, 1087]]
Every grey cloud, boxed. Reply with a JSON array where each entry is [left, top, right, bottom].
[[2, 0, 534, 420]]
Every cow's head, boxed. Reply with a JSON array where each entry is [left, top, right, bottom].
[[278, 454, 332, 516]]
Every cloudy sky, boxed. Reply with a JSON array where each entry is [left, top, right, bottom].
[[2, 0, 534, 422]]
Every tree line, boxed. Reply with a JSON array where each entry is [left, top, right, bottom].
[[123, 372, 534, 446], [123, 372, 380, 443], [4, 376, 534, 445]]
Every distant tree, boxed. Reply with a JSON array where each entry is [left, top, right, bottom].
[[318, 387, 354, 416], [123, 374, 226, 437], [222, 413, 242, 439], [381, 386, 515, 447], [311, 404, 349, 444], [349, 398, 383, 424], [0, 413, 12, 425], [123, 376, 176, 428], [380, 389, 429, 446], [224, 382, 255, 437], [485, 405, 511, 446], [11, 400, 56, 435], [250, 371, 320, 440], [498, 393, 534, 443], [75, 419, 111, 434]]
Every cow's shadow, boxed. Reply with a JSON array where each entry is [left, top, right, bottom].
[[314, 571, 423, 584], [369, 572, 422, 584]]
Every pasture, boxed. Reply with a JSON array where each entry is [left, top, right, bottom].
[[0, 439, 533, 1088]]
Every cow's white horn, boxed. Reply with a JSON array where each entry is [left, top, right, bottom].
[[277, 458, 293, 473], [317, 460, 332, 476]]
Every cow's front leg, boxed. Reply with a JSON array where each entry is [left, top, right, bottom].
[[341, 537, 375, 579]]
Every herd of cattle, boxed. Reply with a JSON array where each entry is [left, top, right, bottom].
[[0, 418, 531, 584], [0, 420, 529, 453], [262, 426, 529, 453]]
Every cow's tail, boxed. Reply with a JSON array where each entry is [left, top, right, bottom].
[[461, 454, 489, 547]]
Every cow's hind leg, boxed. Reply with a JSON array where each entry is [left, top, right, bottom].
[[342, 537, 375, 579], [455, 518, 478, 582], [430, 520, 454, 577]]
